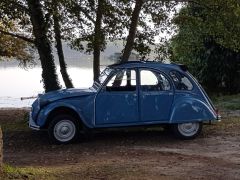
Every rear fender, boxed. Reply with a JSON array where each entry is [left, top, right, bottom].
[[170, 97, 216, 123]]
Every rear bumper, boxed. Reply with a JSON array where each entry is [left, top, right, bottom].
[[29, 112, 40, 130], [216, 114, 221, 121]]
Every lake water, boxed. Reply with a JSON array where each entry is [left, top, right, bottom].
[[0, 58, 113, 108]]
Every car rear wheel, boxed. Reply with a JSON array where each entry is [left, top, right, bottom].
[[172, 122, 202, 140], [48, 114, 79, 144]]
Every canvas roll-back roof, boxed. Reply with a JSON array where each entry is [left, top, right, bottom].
[[109, 60, 188, 72]]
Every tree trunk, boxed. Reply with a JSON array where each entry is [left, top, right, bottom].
[[93, 0, 104, 82], [121, 0, 144, 62], [112, 0, 144, 87], [0, 127, 2, 174], [27, 0, 61, 92], [53, 1, 74, 88]]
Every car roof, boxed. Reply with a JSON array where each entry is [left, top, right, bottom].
[[108, 61, 187, 73]]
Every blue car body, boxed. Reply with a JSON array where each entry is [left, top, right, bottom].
[[29, 61, 219, 131]]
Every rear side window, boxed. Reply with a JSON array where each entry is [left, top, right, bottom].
[[140, 70, 171, 91], [170, 71, 193, 91]]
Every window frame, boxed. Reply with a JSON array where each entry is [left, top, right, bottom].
[[139, 68, 173, 92], [102, 68, 137, 92], [169, 70, 194, 91]]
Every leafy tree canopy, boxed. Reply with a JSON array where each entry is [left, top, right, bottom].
[[170, 1, 240, 94], [172, 0, 240, 57], [0, 21, 33, 64]]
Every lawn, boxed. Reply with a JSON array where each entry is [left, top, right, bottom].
[[212, 93, 240, 110]]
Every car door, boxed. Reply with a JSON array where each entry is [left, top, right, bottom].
[[139, 69, 174, 122], [95, 69, 138, 125]]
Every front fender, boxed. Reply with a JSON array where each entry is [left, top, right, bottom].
[[170, 97, 216, 123], [36, 101, 92, 128]]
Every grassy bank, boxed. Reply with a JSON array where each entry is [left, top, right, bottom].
[[2, 165, 54, 180], [0, 109, 29, 132], [212, 93, 240, 110]]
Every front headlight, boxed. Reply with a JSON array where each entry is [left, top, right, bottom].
[[38, 98, 49, 108]]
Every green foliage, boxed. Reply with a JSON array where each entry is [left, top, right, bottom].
[[133, 1, 177, 60], [0, 33, 33, 62], [0, 18, 34, 63], [65, 0, 177, 60], [0, 0, 62, 92], [173, 0, 240, 52], [0, 1, 33, 43], [170, 1, 240, 94], [213, 94, 240, 110], [64, 0, 134, 54]]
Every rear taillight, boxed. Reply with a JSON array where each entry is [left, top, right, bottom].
[[215, 108, 221, 120]]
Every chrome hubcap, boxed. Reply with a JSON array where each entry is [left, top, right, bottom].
[[54, 120, 76, 142], [177, 122, 199, 137]]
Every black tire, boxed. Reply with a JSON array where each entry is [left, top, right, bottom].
[[172, 122, 202, 140], [48, 114, 79, 144]]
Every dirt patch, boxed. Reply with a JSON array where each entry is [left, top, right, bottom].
[[1, 109, 240, 179]]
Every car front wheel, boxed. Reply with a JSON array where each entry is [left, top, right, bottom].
[[172, 122, 202, 140], [48, 114, 79, 144]]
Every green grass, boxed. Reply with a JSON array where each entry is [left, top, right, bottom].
[[1, 163, 165, 180], [204, 117, 240, 136], [2, 164, 55, 180], [0, 118, 29, 132], [212, 93, 240, 110], [0, 120, 29, 132], [0, 111, 29, 132]]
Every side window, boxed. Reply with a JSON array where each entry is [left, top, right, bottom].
[[140, 70, 171, 91], [140, 70, 158, 86], [169, 71, 193, 91], [106, 69, 136, 91]]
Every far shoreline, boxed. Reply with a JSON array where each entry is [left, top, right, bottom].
[[0, 107, 31, 111]]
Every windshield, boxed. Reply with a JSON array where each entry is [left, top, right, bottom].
[[91, 67, 114, 90], [99, 67, 114, 84]]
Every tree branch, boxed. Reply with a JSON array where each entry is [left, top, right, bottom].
[[0, 29, 34, 44], [78, 6, 96, 23], [68, 1, 95, 23], [62, 26, 75, 32], [184, 0, 213, 10], [147, 0, 212, 8], [2, 0, 29, 13]]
